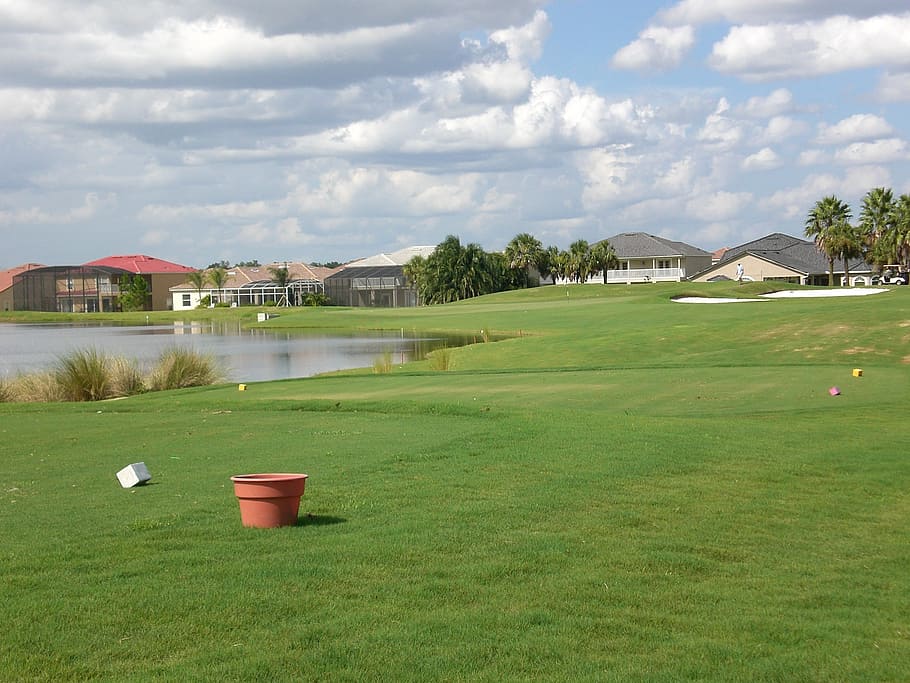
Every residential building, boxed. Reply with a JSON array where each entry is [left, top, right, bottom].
[[555, 232, 713, 284], [12, 255, 196, 312], [170, 262, 335, 311], [0, 263, 44, 312], [690, 233, 872, 285], [324, 246, 435, 307]]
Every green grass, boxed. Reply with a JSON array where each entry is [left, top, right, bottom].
[[1, 283, 909, 681]]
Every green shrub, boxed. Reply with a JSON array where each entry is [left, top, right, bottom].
[[372, 352, 393, 374], [0, 377, 10, 403], [55, 348, 111, 401], [147, 347, 221, 391], [428, 348, 452, 371]]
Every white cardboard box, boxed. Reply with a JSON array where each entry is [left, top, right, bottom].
[[116, 462, 152, 488]]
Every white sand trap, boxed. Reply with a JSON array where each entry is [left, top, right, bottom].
[[674, 297, 768, 303], [761, 288, 889, 298], [674, 288, 889, 303]]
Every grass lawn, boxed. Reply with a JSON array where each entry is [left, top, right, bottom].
[[2, 282, 909, 681]]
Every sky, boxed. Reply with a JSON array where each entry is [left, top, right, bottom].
[[2, 0, 910, 269]]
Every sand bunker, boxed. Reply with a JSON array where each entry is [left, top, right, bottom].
[[674, 288, 889, 304]]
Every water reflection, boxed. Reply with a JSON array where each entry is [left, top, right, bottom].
[[0, 321, 473, 382]]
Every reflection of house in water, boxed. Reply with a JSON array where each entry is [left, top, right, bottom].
[[324, 246, 435, 307], [11, 255, 196, 312]]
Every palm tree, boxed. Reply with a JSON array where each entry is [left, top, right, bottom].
[[504, 233, 544, 288], [827, 222, 864, 286], [590, 240, 619, 285], [536, 245, 561, 285], [567, 240, 592, 283], [859, 187, 895, 267], [186, 270, 209, 307], [891, 194, 910, 268], [209, 267, 228, 305], [805, 195, 852, 286], [268, 265, 291, 306], [403, 256, 427, 305]]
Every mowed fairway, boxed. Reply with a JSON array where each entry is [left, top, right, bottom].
[[2, 282, 909, 681]]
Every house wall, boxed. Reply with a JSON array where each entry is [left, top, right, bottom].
[[690, 255, 803, 283], [149, 273, 192, 310], [0, 288, 13, 312]]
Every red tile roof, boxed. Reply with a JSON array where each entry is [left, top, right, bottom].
[[83, 255, 196, 274], [0, 263, 45, 292]]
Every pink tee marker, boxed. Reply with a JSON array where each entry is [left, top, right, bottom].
[[829, 386, 841, 396]]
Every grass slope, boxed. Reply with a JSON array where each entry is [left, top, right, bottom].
[[1, 283, 909, 681]]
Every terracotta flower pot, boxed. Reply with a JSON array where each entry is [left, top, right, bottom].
[[231, 473, 308, 528]]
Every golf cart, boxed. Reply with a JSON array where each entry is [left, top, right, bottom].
[[872, 266, 908, 286]]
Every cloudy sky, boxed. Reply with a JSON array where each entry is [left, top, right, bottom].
[[2, 0, 909, 268]]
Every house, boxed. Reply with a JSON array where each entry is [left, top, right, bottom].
[[324, 246, 435, 307], [170, 262, 335, 311], [689, 233, 873, 286], [12, 255, 196, 312], [0, 263, 44, 312], [556, 232, 713, 284]]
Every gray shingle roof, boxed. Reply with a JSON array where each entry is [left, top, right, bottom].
[[600, 232, 711, 258], [719, 232, 868, 273]]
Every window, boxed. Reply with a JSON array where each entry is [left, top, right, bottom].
[[182, 294, 191, 307], [657, 260, 671, 269]]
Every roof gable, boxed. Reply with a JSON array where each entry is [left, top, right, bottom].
[[0, 263, 45, 292], [602, 232, 710, 258], [84, 255, 196, 274]]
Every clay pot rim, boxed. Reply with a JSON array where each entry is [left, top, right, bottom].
[[231, 473, 308, 483]]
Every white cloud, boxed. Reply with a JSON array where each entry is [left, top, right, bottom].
[[834, 138, 909, 164], [611, 25, 695, 71], [709, 14, 910, 80], [742, 147, 782, 171], [876, 71, 910, 102], [815, 114, 894, 144], [768, 166, 891, 219], [738, 88, 794, 118], [759, 116, 809, 144], [798, 149, 830, 166], [658, 0, 909, 25], [696, 97, 744, 150], [685, 191, 752, 221]]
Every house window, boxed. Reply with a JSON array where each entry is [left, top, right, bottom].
[[657, 260, 671, 269], [182, 294, 191, 307]]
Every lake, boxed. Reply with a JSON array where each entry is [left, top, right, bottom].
[[0, 321, 464, 382]]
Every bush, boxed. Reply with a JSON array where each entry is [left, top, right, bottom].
[[372, 352, 393, 374], [0, 378, 10, 403], [147, 347, 221, 391], [109, 356, 145, 397], [197, 295, 212, 309], [8, 371, 65, 403], [428, 348, 452, 371], [55, 348, 111, 401]]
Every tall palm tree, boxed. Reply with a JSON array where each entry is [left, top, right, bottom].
[[403, 256, 427, 305], [268, 265, 291, 306], [209, 267, 228, 304], [504, 233, 544, 288], [827, 222, 864, 285], [859, 187, 895, 267], [891, 194, 910, 268], [537, 245, 561, 285], [805, 195, 852, 286], [186, 270, 209, 307], [590, 240, 619, 285], [567, 240, 592, 283]]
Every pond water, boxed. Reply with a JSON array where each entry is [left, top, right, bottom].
[[0, 322, 468, 382]]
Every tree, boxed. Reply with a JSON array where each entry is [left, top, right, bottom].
[[566, 240, 593, 283], [402, 256, 427, 305], [235, 260, 261, 267], [889, 194, 910, 268], [590, 240, 619, 285], [118, 274, 149, 312], [504, 233, 544, 288], [209, 267, 228, 305], [268, 265, 291, 306], [859, 187, 895, 267], [805, 195, 852, 286], [186, 270, 209, 307], [537, 245, 561, 284], [827, 222, 864, 285], [207, 260, 230, 270], [414, 235, 507, 305]]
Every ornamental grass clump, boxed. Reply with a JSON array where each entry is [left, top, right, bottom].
[[55, 348, 112, 401], [109, 356, 146, 397], [428, 347, 452, 371], [147, 347, 221, 391], [8, 370, 66, 403], [0, 377, 10, 403], [372, 352, 393, 374]]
